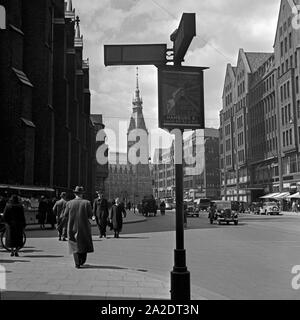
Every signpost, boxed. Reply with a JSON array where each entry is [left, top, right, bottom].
[[104, 44, 167, 66], [158, 65, 207, 130], [103, 12, 207, 301]]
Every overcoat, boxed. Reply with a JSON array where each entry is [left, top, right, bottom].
[[53, 198, 67, 231], [38, 200, 48, 224], [3, 204, 26, 248], [64, 198, 94, 254], [93, 198, 109, 228], [109, 204, 126, 232]]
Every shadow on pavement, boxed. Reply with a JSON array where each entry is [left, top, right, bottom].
[[22, 255, 65, 259], [112, 236, 150, 240], [0, 259, 30, 263], [82, 265, 129, 270], [19, 249, 44, 253]]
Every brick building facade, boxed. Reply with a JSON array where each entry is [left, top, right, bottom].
[[0, 0, 96, 199], [219, 0, 300, 202]]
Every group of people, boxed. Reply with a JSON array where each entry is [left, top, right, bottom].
[[1, 186, 128, 268]]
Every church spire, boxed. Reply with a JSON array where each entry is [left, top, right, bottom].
[[133, 67, 143, 107], [75, 15, 81, 39], [74, 15, 83, 47]]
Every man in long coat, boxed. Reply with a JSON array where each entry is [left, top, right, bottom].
[[53, 192, 68, 241], [93, 190, 109, 238], [109, 198, 127, 238], [3, 195, 26, 257], [63, 186, 94, 268]]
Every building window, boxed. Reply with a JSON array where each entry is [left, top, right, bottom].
[[0, 5, 5, 29], [296, 76, 299, 94]]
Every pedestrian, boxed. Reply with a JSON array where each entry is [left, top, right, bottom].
[[127, 201, 132, 212], [3, 195, 26, 257], [292, 201, 297, 212], [63, 186, 94, 269], [46, 197, 56, 229], [53, 192, 68, 241], [93, 190, 109, 238], [109, 198, 127, 238], [160, 200, 166, 215], [38, 196, 48, 229]]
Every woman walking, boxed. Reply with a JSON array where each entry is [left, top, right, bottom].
[[3, 195, 26, 257], [109, 198, 126, 238]]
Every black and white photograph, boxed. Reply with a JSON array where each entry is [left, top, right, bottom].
[[1, 0, 300, 309]]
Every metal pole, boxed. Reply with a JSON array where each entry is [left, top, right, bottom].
[[170, 119, 190, 298]]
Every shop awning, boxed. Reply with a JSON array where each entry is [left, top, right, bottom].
[[0, 184, 55, 192], [287, 192, 300, 199], [273, 192, 290, 199], [260, 193, 281, 199]]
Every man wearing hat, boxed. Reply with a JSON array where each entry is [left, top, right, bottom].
[[93, 189, 109, 238], [53, 192, 68, 241], [63, 186, 94, 268]]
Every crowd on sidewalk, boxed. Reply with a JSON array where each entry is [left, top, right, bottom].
[[0, 186, 129, 268]]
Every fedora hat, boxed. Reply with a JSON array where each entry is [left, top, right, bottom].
[[73, 186, 85, 194]]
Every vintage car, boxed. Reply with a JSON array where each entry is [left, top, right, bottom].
[[261, 201, 280, 215], [184, 201, 199, 218], [210, 200, 239, 225]]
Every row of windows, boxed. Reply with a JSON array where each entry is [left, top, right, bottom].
[[266, 115, 277, 134], [237, 116, 243, 129], [235, 97, 246, 113], [225, 124, 231, 136], [225, 92, 232, 107], [281, 104, 292, 126], [278, 51, 298, 77], [264, 93, 276, 114], [237, 81, 245, 97], [283, 129, 293, 148], [224, 82, 232, 94], [237, 132, 244, 147], [280, 32, 293, 57], [279, 15, 292, 38], [238, 150, 245, 163], [266, 137, 278, 153], [280, 81, 291, 102], [223, 107, 234, 122]]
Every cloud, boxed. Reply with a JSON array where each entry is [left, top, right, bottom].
[[73, 0, 281, 152]]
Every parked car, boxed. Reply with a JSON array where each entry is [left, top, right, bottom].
[[261, 202, 280, 215], [184, 201, 199, 218], [210, 200, 239, 225]]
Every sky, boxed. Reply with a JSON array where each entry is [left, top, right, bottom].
[[73, 0, 281, 156]]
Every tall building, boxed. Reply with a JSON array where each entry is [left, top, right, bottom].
[[104, 69, 153, 204], [0, 0, 96, 199], [220, 0, 300, 201], [274, 0, 300, 193], [153, 129, 220, 200]]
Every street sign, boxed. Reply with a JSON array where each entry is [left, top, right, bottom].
[[172, 13, 196, 64], [158, 65, 207, 130], [104, 44, 167, 66]]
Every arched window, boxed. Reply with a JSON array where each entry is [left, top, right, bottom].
[[0, 5, 6, 29]]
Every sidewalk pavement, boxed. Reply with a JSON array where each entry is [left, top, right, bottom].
[[281, 211, 300, 216], [0, 212, 224, 300]]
